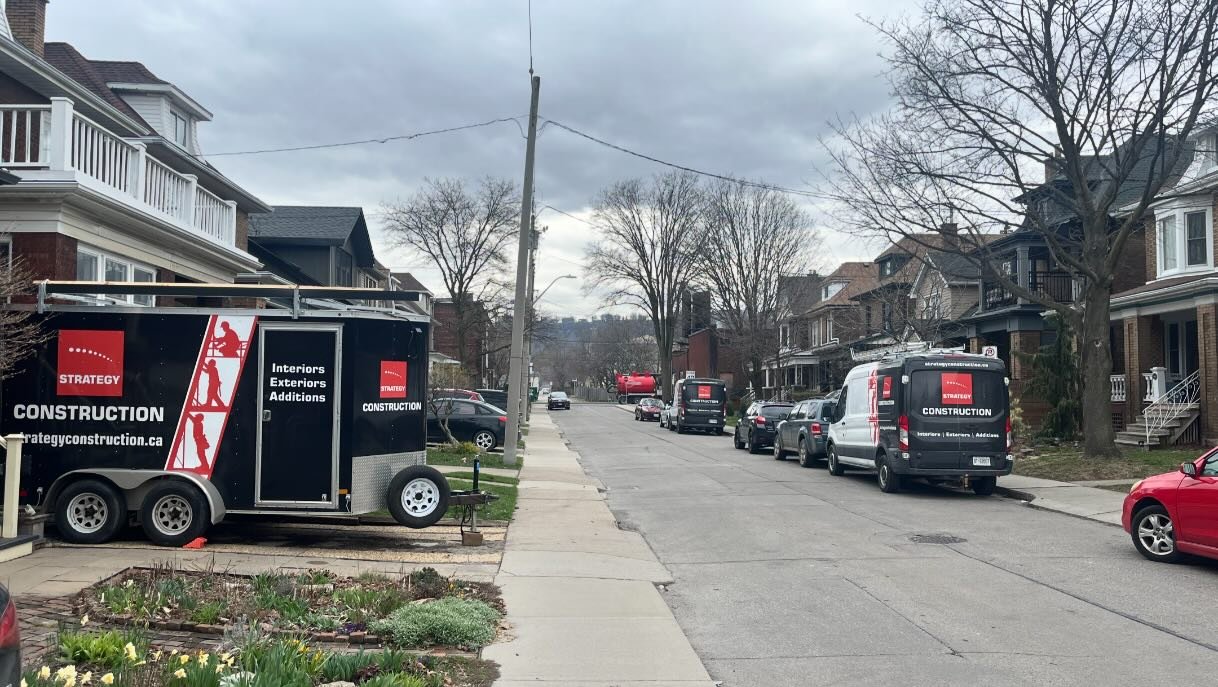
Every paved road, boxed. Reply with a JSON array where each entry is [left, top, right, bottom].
[[552, 404, 1218, 687]]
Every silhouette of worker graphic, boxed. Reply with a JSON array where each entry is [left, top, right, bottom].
[[189, 413, 209, 467], [202, 359, 224, 407], [215, 321, 241, 357]]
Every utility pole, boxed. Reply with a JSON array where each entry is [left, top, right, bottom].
[[523, 223, 541, 423], [503, 75, 540, 467]]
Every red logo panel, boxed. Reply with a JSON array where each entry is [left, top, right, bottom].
[[57, 330, 124, 397], [697, 385, 711, 400], [941, 372, 973, 405], [882, 376, 892, 399], [380, 361, 408, 398]]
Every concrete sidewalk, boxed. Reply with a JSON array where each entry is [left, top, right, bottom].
[[483, 412, 715, 687], [996, 474, 1126, 526]]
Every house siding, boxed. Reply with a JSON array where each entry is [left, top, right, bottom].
[[0, 71, 46, 103], [119, 93, 168, 134]]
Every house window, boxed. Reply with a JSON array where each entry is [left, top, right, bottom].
[[0, 236, 10, 269], [881, 302, 893, 330], [1201, 133, 1218, 172], [1157, 207, 1212, 276], [171, 111, 189, 147], [810, 318, 820, 347], [75, 246, 156, 305], [879, 260, 893, 277], [925, 291, 944, 319], [822, 281, 844, 300], [334, 249, 353, 286], [865, 305, 872, 331], [827, 313, 835, 342], [780, 324, 790, 348]]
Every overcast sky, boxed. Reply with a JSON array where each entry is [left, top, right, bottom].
[[50, 0, 912, 318]]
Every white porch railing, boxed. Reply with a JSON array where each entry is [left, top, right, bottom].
[[1143, 371, 1160, 403], [1143, 370, 1201, 449], [17, 98, 237, 248], [1110, 374, 1126, 402], [0, 105, 49, 167]]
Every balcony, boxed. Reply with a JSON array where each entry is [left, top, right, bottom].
[[981, 270, 1076, 310], [0, 98, 236, 247]]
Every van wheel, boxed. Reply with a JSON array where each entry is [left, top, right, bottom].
[[56, 479, 125, 544], [827, 446, 845, 476], [140, 481, 210, 547], [388, 466, 451, 529], [971, 477, 997, 496], [877, 454, 901, 493]]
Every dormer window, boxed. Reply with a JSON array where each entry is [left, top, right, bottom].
[[171, 110, 189, 147], [1156, 204, 1213, 277], [1201, 133, 1218, 173], [822, 281, 845, 300], [879, 259, 895, 277]]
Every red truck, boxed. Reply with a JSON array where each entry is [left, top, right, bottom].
[[616, 371, 659, 404]]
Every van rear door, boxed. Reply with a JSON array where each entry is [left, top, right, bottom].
[[908, 368, 1007, 469], [682, 382, 726, 422]]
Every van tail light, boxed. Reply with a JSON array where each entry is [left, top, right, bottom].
[[811, 422, 821, 435], [0, 599, 19, 648], [1006, 417, 1012, 451], [754, 416, 766, 426], [898, 415, 909, 451]]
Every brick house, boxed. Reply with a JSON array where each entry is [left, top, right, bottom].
[[431, 297, 488, 384], [670, 326, 745, 395], [763, 273, 823, 397], [1110, 126, 1218, 446], [768, 262, 876, 396], [0, 0, 269, 300]]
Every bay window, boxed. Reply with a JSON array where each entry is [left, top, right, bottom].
[[76, 245, 157, 305], [1156, 205, 1212, 277]]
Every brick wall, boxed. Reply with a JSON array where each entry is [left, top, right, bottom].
[[1196, 304, 1218, 443], [1112, 221, 1148, 294], [1007, 330, 1041, 381], [13, 232, 75, 279], [1123, 315, 1163, 423], [686, 329, 715, 376], [6, 0, 47, 57], [1144, 214, 1158, 285], [235, 209, 250, 252]]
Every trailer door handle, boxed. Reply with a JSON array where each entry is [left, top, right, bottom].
[[262, 410, 272, 422]]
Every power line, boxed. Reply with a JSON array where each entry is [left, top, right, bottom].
[[203, 116, 526, 157], [542, 119, 819, 198]]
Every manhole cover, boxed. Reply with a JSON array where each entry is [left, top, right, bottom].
[[909, 534, 967, 544]]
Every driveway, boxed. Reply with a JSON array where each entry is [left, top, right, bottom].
[[556, 404, 1218, 687]]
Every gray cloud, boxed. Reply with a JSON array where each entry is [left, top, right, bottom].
[[49, 0, 911, 317]]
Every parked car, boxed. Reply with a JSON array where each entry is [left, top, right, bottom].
[[431, 388, 485, 403], [0, 583, 20, 686], [774, 398, 836, 467], [635, 397, 664, 421], [1123, 449, 1218, 563], [476, 388, 509, 411], [548, 391, 571, 410], [734, 401, 794, 453], [427, 399, 507, 451], [667, 378, 728, 434], [827, 352, 1011, 495]]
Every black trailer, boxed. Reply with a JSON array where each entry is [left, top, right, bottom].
[[1, 281, 470, 546]]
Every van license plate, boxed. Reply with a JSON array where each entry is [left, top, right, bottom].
[[972, 456, 990, 466], [708, 418, 718, 424]]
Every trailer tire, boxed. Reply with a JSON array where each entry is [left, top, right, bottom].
[[56, 479, 126, 544], [140, 481, 210, 547], [388, 466, 451, 529]]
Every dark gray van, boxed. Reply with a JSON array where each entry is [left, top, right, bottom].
[[667, 377, 728, 434]]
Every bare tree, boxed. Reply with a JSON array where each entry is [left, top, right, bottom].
[[822, 0, 1218, 458], [0, 259, 46, 379], [700, 180, 820, 394], [428, 363, 475, 447], [585, 171, 706, 401], [384, 177, 519, 377]]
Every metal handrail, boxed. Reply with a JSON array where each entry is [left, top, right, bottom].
[[1143, 370, 1200, 450]]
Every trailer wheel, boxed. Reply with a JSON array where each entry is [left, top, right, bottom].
[[140, 481, 210, 547], [56, 479, 125, 544], [388, 466, 451, 529]]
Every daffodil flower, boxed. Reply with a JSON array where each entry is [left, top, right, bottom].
[[100, 674, 114, 686], [123, 642, 138, 661], [173, 668, 186, 679], [179, 654, 191, 665], [80, 614, 89, 626], [37, 667, 50, 680], [81, 671, 92, 685]]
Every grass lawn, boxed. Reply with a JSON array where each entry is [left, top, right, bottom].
[[428, 447, 523, 470], [724, 416, 738, 428], [441, 471, 519, 485], [446, 479, 518, 522], [1012, 444, 1206, 482]]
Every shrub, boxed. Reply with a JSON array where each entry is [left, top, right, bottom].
[[455, 441, 480, 457], [408, 568, 448, 599], [369, 598, 500, 649], [58, 628, 147, 669], [190, 600, 228, 625]]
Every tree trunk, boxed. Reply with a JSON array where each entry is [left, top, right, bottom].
[[748, 355, 765, 401], [1080, 285, 1119, 458], [659, 343, 673, 402]]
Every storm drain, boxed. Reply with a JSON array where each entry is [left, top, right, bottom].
[[908, 534, 967, 545]]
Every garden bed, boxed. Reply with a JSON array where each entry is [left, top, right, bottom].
[[26, 625, 499, 687], [74, 565, 504, 651]]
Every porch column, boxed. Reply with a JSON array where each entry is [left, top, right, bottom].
[[1123, 316, 1158, 424], [1196, 304, 1218, 444], [1015, 246, 1030, 304], [967, 336, 983, 354], [1008, 331, 1040, 382]]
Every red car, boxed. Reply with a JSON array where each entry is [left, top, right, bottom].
[[1123, 449, 1218, 563]]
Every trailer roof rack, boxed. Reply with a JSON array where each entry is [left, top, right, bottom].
[[36, 280, 424, 316]]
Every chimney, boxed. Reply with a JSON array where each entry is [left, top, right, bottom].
[[1043, 144, 1063, 182], [938, 222, 958, 238], [6, 0, 48, 57]]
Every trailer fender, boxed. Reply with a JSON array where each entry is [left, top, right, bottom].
[[46, 470, 226, 525]]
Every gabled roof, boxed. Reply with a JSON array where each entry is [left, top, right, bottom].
[[88, 60, 168, 85], [807, 262, 877, 312], [249, 206, 378, 267], [392, 271, 432, 294], [779, 273, 823, 315], [43, 42, 146, 125]]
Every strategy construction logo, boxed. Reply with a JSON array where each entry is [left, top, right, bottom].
[[379, 361, 407, 399], [57, 330, 124, 397], [940, 372, 973, 405]]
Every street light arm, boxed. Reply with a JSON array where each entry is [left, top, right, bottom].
[[533, 274, 577, 305]]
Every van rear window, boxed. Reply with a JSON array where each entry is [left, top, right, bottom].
[[910, 371, 1005, 418], [683, 384, 725, 402]]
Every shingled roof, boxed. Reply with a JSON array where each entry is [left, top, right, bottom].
[[43, 42, 146, 126], [88, 60, 169, 85], [807, 262, 877, 311], [249, 206, 365, 242]]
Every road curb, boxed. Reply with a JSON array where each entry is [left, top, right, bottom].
[[994, 484, 1038, 502]]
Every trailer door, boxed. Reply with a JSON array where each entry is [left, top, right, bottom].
[[256, 324, 342, 507]]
